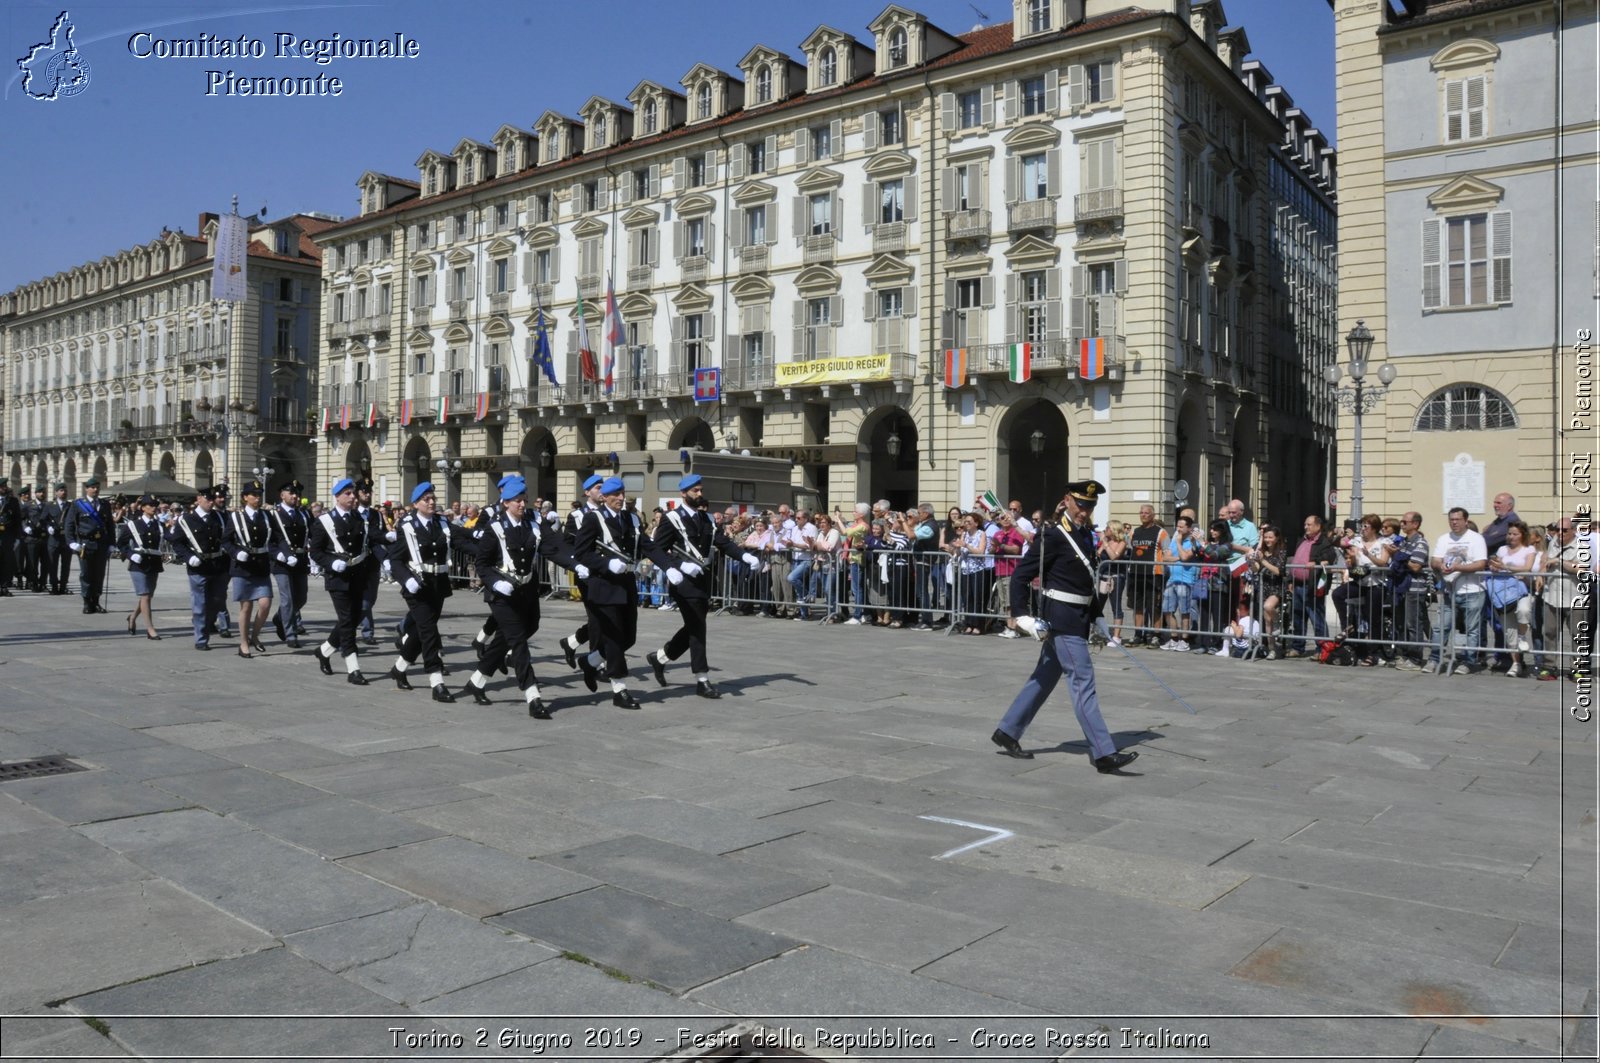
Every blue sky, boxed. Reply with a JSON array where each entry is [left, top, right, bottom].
[[0, 0, 1334, 293]]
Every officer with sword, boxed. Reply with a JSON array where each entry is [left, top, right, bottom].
[[572, 475, 664, 709]]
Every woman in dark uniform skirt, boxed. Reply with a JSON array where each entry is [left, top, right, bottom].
[[118, 494, 165, 639]]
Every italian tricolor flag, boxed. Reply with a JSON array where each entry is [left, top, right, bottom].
[[1007, 342, 1032, 383], [436, 395, 450, 421], [365, 402, 379, 428]]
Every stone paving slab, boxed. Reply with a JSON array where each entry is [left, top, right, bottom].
[[490, 886, 801, 992], [0, 827, 150, 905], [0, 880, 275, 1011], [204, 738, 357, 773], [0, 771, 193, 824], [284, 903, 558, 1005], [0, 1013, 137, 1058], [0, 792, 64, 836], [567, 796, 805, 854], [18, 719, 165, 756], [77, 743, 238, 781], [146, 765, 330, 814], [137, 720, 273, 751], [279, 757, 464, 798], [735, 884, 1003, 970], [464, 766, 656, 812], [545, 835, 826, 919], [403, 795, 632, 856], [955, 836, 1250, 910], [355, 745, 531, 784], [75, 807, 240, 853], [341, 836, 601, 917], [353, 781, 488, 813], [725, 830, 990, 905], [230, 797, 443, 859]]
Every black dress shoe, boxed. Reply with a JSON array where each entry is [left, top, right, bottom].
[[348, 671, 369, 686], [361, 635, 378, 646], [251, 639, 268, 654], [273, 615, 286, 643], [217, 628, 234, 639], [990, 729, 1033, 759], [462, 681, 492, 705], [95, 604, 107, 613], [646, 651, 668, 687], [561, 638, 577, 671], [528, 698, 552, 720], [432, 684, 456, 704], [286, 637, 301, 649], [194, 643, 210, 652], [1093, 750, 1140, 774], [695, 680, 721, 700], [83, 605, 92, 614], [389, 666, 412, 691], [612, 689, 641, 710], [578, 655, 599, 693], [316, 646, 334, 675]]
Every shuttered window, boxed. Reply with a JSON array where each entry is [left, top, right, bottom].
[[1444, 76, 1486, 143], [1429, 211, 1511, 308]]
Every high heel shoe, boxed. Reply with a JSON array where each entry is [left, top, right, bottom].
[[127, 615, 137, 636], [146, 632, 162, 640], [236, 650, 253, 659]]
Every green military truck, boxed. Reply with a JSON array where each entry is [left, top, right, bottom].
[[610, 449, 802, 514]]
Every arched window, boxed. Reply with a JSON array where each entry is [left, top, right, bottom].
[[888, 27, 908, 67], [643, 98, 658, 133], [593, 113, 607, 147], [756, 65, 772, 103], [819, 47, 837, 86], [1414, 384, 1518, 431], [696, 83, 712, 119]]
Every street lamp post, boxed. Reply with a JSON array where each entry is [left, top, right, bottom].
[[1029, 429, 1046, 511], [435, 456, 462, 506], [1323, 320, 1397, 524]]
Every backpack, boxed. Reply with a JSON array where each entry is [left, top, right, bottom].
[[1318, 636, 1355, 666]]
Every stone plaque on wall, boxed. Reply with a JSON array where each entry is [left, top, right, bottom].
[[1442, 452, 1486, 514]]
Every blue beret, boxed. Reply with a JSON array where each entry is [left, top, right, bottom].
[[410, 481, 435, 504], [332, 478, 355, 496], [497, 473, 518, 489], [582, 473, 604, 491], [600, 476, 625, 495], [678, 473, 703, 492], [500, 477, 528, 503]]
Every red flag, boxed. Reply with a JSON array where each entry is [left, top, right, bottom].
[[577, 299, 598, 383]]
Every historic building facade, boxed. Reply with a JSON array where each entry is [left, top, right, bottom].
[[1334, 0, 1596, 519], [1, 214, 327, 495], [314, 0, 1336, 525]]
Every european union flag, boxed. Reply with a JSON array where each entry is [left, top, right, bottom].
[[531, 308, 558, 388]]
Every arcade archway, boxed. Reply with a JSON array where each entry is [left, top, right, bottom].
[[669, 416, 716, 452], [998, 400, 1069, 515], [518, 427, 558, 504], [860, 406, 918, 512]]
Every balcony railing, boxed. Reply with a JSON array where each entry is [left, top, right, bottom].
[[489, 293, 511, 315], [679, 255, 707, 284], [81, 429, 113, 445], [179, 345, 226, 366], [412, 306, 433, 325], [802, 234, 836, 264], [577, 274, 602, 300], [260, 411, 308, 435], [321, 379, 388, 410], [945, 208, 991, 240], [1074, 188, 1123, 222], [115, 424, 174, 442], [447, 299, 469, 320], [872, 221, 906, 255], [938, 337, 1125, 382], [723, 358, 775, 392], [627, 264, 654, 289], [330, 321, 351, 339], [737, 245, 768, 274], [175, 419, 222, 440], [1008, 198, 1058, 232], [530, 282, 554, 306]]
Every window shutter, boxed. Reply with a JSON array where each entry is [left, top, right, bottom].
[[793, 299, 807, 356], [795, 129, 809, 165], [506, 255, 517, 289], [1104, 63, 1117, 101], [1004, 276, 1018, 344], [1004, 80, 1018, 122], [1046, 299, 1063, 340], [1114, 258, 1128, 293], [940, 309, 955, 348], [941, 168, 957, 213], [980, 276, 995, 308], [522, 251, 533, 284], [939, 92, 956, 133], [1445, 80, 1464, 141], [829, 295, 843, 327], [1004, 156, 1019, 205], [730, 143, 746, 179], [1045, 69, 1060, 114], [706, 219, 716, 263], [980, 85, 995, 127], [1046, 148, 1061, 197], [903, 285, 916, 317], [1466, 76, 1486, 139], [1068, 64, 1086, 109], [975, 162, 990, 211], [673, 220, 684, 260], [669, 315, 683, 375], [705, 149, 719, 180], [570, 181, 584, 212], [865, 289, 878, 320], [864, 112, 879, 151], [464, 264, 475, 298], [832, 193, 843, 240], [793, 197, 806, 243], [705, 311, 717, 342], [945, 277, 957, 312], [1047, 267, 1063, 302], [904, 175, 918, 222], [649, 164, 661, 198], [1421, 218, 1442, 309], [407, 224, 418, 248], [763, 133, 778, 166], [549, 247, 561, 284], [617, 176, 632, 205], [1069, 295, 1085, 336], [862, 183, 877, 231], [830, 118, 843, 151], [1490, 209, 1512, 302], [597, 174, 610, 204]]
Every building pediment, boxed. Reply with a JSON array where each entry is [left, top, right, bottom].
[[738, 44, 787, 69], [572, 217, 609, 239], [862, 253, 914, 285], [619, 292, 657, 318], [945, 253, 992, 278], [1002, 234, 1059, 267], [862, 150, 916, 179], [681, 62, 731, 86], [732, 180, 778, 205], [730, 274, 775, 303], [414, 149, 449, 168], [621, 206, 660, 228], [1177, 122, 1207, 154], [1427, 174, 1504, 213], [1431, 38, 1500, 72], [483, 315, 513, 338], [674, 192, 717, 217], [409, 254, 435, 272], [443, 322, 473, 344], [407, 327, 433, 348], [1004, 123, 1061, 150], [867, 3, 922, 32], [485, 237, 517, 256], [351, 268, 374, 284], [493, 123, 532, 142], [525, 224, 559, 248], [452, 137, 489, 157], [445, 247, 475, 266], [794, 264, 841, 295], [800, 24, 852, 52], [672, 283, 713, 314], [795, 166, 845, 193]]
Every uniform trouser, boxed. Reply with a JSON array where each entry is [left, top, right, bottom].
[[997, 632, 1115, 760], [326, 584, 361, 657], [78, 546, 109, 607], [188, 572, 227, 644], [273, 568, 308, 637], [24, 540, 46, 587], [47, 537, 72, 591], [0, 536, 15, 588], [661, 593, 712, 673], [397, 591, 448, 673], [589, 600, 638, 679], [768, 557, 794, 613], [358, 566, 380, 637], [482, 591, 541, 691]]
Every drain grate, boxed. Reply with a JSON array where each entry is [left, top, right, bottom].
[[0, 755, 88, 783]]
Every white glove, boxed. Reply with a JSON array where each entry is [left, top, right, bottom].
[[666, 568, 684, 586], [1015, 616, 1041, 638], [574, 564, 590, 580], [493, 579, 514, 597], [381, 559, 392, 577], [608, 558, 627, 575], [331, 559, 348, 573], [385, 530, 398, 542], [69, 541, 81, 554], [680, 561, 703, 577], [309, 564, 323, 576], [187, 555, 201, 568], [742, 552, 759, 567], [235, 550, 249, 562], [129, 552, 143, 564], [275, 552, 286, 563], [404, 577, 421, 595], [22, 524, 30, 534], [286, 554, 298, 567]]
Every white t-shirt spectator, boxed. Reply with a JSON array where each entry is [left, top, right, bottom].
[[1432, 528, 1488, 594], [787, 520, 817, 559], [1228, 614, 1261, 652]]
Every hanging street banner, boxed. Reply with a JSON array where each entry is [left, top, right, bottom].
[[212, 212, 250, 302], [774, 354, 893, 387]]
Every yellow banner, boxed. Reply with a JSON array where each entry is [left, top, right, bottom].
[[774, 354, 893, 386]]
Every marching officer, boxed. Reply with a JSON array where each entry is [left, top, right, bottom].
[[645, 474, 755, 699], [21, 486, 49, 592], [268, 480, 310, 648], [463, 473, 521, 664], [64, 476, 115, 613], [0, 479, 20, 596], [209, 483, 234, 638], [461, 475, 568, 716], [991, 479, 1139, 775], [225, 480, 275, 657], [554, 473, 606, 670], [308, 477, 375, 684], [355, 478, 393, 645], [168, 486, 230, 650], [572, 476, 663, 709], [118, 493, 166, 639], [387, 481, 457, 703], [44, 482, 73, 595]]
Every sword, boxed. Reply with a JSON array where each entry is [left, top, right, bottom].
[[1093, 616, 1198, 714]]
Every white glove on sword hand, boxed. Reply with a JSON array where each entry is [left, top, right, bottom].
[[1015, 616, 1046, 641]]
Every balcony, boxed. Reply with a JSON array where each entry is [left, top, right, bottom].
[[329, 321, 351, 339], [411, 306, 433, 325], [577, 274, 602, 300], [115, 424, 173, 443], [272, 345, 301, 365], [321, 379, 387, 411], [174, 419, 222, 441], [1007, 197, 1058, 233], [679, 255, 708, 284], [945, 208, 991, 241], [723, 358, 775, 392], [350, 314, 386, 335], [872, 221, 906, 255], [941, 337, 1125, 383], [802, 234, 836, 265], [179, 345, 226, 367], [260, 410, 308, 435], [447, 299, 469, 321], [626, 264, 654, 289], [1073, 188, 1123, 223], [530, 282, 554, 306], [81, 429, 114, 445], [489, 293, 511, 316], [737, 245, 768, 275]]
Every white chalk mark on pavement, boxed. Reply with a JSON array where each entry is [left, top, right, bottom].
[[918, 815, 1016, 860]]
